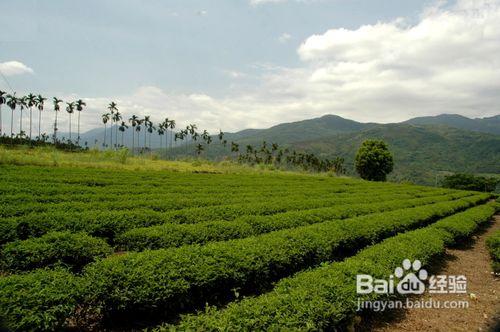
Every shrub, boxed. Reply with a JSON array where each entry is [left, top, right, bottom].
[[355, 140, 394, 181], [0, 231, 112, 272], [441, 173, 499, 192], [168, 203, 496, 331], [0, 269, 84, 331], [486, 230, 500, 273]]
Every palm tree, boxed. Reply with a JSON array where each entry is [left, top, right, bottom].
[[75, 99, 86, 144], [196, 143, 204, 155], [17, 96, 28, 137], [26, 93, 36, 140], [129, 115, 139, 153], [101, 113, 110, 148], [0, 90, 6, 136], [135, 119, 143, 151], [146, 121, 155, 151], [218, 130, 224, 146], [118, 121, 128, 147], [65, 102, 75, 141], [162, 118, 169, 155], [36, 95, 46, 140], [107, 102, 118, 148], [143, 116, 151, 150], [6, 94, 17, 138], [168, 119, 176, 150], [231, 141, 239, 159], [52, 97, 63, 144], [112, 111, 122, 149], [157, 123, 165, 153]]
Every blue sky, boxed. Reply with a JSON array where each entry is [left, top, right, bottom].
[[1, 0, 499, 133]]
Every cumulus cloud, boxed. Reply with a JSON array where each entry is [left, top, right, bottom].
[[37, 0, 500, 135], [0, 61, 34, 76]]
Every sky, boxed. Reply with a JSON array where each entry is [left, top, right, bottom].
[[1, 0, 499, 134]]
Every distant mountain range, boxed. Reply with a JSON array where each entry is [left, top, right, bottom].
[[77, 113, 500, 184]]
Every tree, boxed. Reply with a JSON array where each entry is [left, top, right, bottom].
[[65, 102, 75, 141], [26, 93, 37, 140], [441, 173, 499, 192], [75, 99, 86, 144], [0, 90, 6, 136], [129, 115, 139, 153], [52, 98, 63, 144], [157, 123, 165, 152], [101, 113, 111, 148], [143, 116, 151, 150], [6, 94, 17, 137], [112, 111, 122, 149], [107, 102, 118, 148], [355, 140, 394, 181], [168, 120, 176, 150], [118, 121, 129, 147], [36, 95, 46, 139], [17, 96, 28, 137]]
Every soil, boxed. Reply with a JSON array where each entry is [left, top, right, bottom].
[[358, 215, 500, 332]]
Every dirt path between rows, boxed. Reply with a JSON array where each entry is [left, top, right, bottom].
[[360, 215, 500, 332]]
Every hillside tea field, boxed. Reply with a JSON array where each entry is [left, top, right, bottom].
[[0, 164, 497, 331]]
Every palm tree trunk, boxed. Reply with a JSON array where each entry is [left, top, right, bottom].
[[68, 113, 72, 141], [103, 124, 107, 148], [122, 131, 124, 146], [132, 129, 135, 154], [10, 109, 13, 137], [0, 105, 2, 137], [110, 124, 113, 150], [38, 110, 42, 139], [115, 125, 118, 150], [77, 111, 81, 144], [29, 107, 32, 140], [54, 112, 58, 144], [19, 109, 23, 136]]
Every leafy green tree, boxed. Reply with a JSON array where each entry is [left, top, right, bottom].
[[355, 139, 394, 181], [441, 173, 499, 192]]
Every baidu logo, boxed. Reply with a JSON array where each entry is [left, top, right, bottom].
[[357, 259, 429, 295]]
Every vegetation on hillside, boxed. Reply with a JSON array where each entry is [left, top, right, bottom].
[[441, 173, 500, 192]]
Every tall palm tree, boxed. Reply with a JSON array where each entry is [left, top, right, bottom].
[[0, 90, 6, 136], [129, 115, 139, 153], [17, 96, 28, 137], [101, 113, 110, 148], [107, 102, 118, 149], [118, 121, 128, 147], [231, 141, 239, 159], [6, 94, 17, 138], [36, 95, 46, 140], [112, 111, 122, 150], [65, 102, 75, 141], [75, 99, 86, 144], [157, 123, 165, 152], [162, 118, 169, 155], [26, 93, 36, 140], [143, 116, 151, 150], [135, 119, 143, 151], [147, 122, 155, 151], [52, 97, 63, 144], [218, 130, 224, 146], [168, 119, 176, 150]]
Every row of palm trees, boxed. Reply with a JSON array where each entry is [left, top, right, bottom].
[[0, 90, 87, 145], [1, 90, 344, 173]]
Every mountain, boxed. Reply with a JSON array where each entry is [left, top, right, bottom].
[[404, 114, 500, 135], [224, 114, 375, 144], [291, 124, 500, 185]]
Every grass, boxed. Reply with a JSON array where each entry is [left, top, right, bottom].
[[0, 145, 298, 175]]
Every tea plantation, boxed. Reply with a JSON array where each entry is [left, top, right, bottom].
[[0, 164, 497, 331]]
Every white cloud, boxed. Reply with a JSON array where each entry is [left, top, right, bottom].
[[278, 33, 292, 43], [0, 61, 34, 76], [30, 0, 500, 136]]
